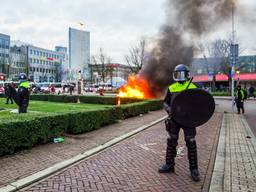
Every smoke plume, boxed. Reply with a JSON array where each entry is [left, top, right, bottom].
[[140, 0, 237, 97]]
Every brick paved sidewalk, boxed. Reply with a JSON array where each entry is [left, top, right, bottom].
[[209, 114, 256, 192], [21, 113, 222, 192], [0, 110, 166, 188]]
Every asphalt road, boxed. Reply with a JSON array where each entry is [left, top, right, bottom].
[[215, 98, 256, 136]]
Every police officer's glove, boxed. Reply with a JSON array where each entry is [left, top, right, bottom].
[[166, 107, 172, 116]]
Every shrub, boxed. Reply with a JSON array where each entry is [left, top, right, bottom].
[[0, 99, 163, 156], [30, 94, 144, 105], [0, 114, 67, 156]]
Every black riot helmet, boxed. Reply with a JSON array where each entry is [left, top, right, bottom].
[[173, 64, 190, 82], [19, 73, 28, 82]]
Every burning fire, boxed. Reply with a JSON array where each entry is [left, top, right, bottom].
[[118, 75, 154, 99]]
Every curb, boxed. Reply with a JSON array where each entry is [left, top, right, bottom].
[[214, 96, 255, 101], [0, 115, 167, 192]]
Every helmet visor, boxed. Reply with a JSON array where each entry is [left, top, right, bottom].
[[173, 71, 189, 81]]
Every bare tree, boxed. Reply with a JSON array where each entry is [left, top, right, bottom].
[[125, 38, 147, 74], [199, 38, 246, 92], [91, 48, 113, 84]]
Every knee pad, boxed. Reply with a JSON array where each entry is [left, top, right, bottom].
[[168, 134, 178, 147], [185, 136, 196, 148]]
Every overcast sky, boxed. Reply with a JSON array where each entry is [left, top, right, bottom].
[[0, 0, 255, 63]]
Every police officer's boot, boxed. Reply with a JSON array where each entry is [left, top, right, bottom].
[[186, 137, 200, 182], [159, 138, 176, 173]]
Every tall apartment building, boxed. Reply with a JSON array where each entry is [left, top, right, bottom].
[[68, 27, 90, 80], [0, 33, 10, 75]]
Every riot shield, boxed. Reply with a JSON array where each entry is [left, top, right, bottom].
[[171, 88, 215, 128]]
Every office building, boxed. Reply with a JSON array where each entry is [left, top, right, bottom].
[[55, 46, 69, 81], [0, 33, 10, 75], [27, 45, 63, 82], [9, 45, 27, 80], [68, 27, 90, 80]]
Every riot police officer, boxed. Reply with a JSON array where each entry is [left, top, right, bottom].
[[18, 73, 30, 113], [159, 64, 200, 182], [235, 85, 245, 114]]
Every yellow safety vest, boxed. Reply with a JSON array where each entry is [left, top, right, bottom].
[[169, 81, 197, 93]]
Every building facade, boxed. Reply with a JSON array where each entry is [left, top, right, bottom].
[[89, 63, 134, 87], [9, 45, 27, 80], [68, 27, 90, 80], [191, 55, 256, 90], [27, 45, 63, 82], [55, 46, 69, 82], [0, 33, 10, 75]]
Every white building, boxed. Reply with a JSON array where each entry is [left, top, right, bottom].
[[68, 27, 90, 81], [27, 45, 63, 82]]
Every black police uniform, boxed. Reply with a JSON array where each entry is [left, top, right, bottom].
[[5, 84, 14, 104], [17, 74, 30, 113], [235, 87, 245, 114], [159, 80, 200, 182]]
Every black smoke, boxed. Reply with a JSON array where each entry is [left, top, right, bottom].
[[140, 0, 236, 97]]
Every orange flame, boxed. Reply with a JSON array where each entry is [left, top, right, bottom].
[[118, 75, 154, 99]]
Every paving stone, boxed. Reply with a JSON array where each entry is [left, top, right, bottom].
[[0, 110, 166, 188], [20, 113, 222, 192], [209, 114, 256, 192]]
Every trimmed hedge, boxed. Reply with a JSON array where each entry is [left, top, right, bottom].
[[30, 94, 143, 105], [0, 99, 163, 156], [30, 94, 78, 103], [0, 114, 67, 155]]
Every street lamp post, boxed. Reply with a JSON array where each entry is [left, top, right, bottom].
[[236, 70, 240, 85], [231, 2, 237, 111]]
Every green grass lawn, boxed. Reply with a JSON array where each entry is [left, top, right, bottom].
[[0, 98, 111, 122]]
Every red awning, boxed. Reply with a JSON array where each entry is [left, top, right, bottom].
[[193, 73, 256, 82]]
